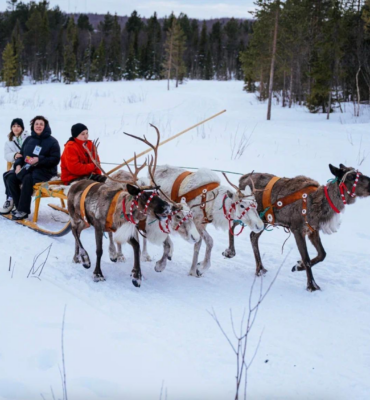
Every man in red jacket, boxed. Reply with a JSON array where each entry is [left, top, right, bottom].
[[61, 123, 106, 184]]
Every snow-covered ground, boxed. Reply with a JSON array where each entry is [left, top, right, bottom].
[[0, 80, 369, 399]]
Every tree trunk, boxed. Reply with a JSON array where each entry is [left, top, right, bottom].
[[327, 90, 332, 120], [282, 69, 286, 107], [289, 63, 293, 108], [356, 65, 361, 117], [267, 0, 280, 120]]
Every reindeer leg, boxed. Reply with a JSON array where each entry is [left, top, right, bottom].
[[71, 221, 91, 268], [141, 236, 152, 262], [250, 231, 267, 276], [189, 235, 203, 277], [223, 222, 237, 258], [167, 236, 174, 260], [129, 237, 142, 287], [108, 232, 118, 262], [197, 227, 213, 274], [292, 230, 326, 272], [93, 227, 105, 282], [292, 229, 320, 292], [116, 242, 125, 262], [155, 236, 171, 272]]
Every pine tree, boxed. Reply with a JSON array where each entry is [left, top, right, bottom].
[[2, 42, 17, 91], [63, 17, 77, 83], [198, 21, 208, 79], [26, 8, 43, 81], [140, 12, 162, 79], [107, 14, 122, 81], [11, 20, 23, 85], [162, 18, 186, 89], [123, 40, 138, 80], [90, 39, 106, 81]]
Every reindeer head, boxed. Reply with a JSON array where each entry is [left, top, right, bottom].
[[164, 199, 200, 243], [223, 173, 264, 233], [329, 164, 370, 199]]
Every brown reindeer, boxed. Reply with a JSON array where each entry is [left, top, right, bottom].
[[67, 151, 172, 287], [225, 164, 370, 291]]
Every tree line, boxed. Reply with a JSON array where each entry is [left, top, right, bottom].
[[0, 1, 252, 90], [241, 0, 370, 115]]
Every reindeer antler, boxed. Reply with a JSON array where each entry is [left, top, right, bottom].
[[222, 172, 241, 192], [190, 191, 217, 209], [83, 140, 142, 185], [123, 153, 148, 184], [124, 124, 161, 183], [147, 160, 178, 206]]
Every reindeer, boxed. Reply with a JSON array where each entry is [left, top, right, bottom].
[[138, 165, 265, 277], [105, 170, 201, 269], [105, 125, 201, 270], [67, 151, 172, 287], [224, 164, 370, 291]]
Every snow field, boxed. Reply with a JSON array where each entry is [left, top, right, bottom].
[[0, 80, 369, 399]]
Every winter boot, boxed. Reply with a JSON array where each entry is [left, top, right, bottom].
[[0, 198, 14, 214], [12, 211, 28, 221]]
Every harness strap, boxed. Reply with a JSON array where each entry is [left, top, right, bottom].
[[80, 181, 100, 227], [324, 185, 340, 214], [105, 190, 124, 232], [171, 170, 220, 224], [262, 176, 281, 224], [171, 171, 192, 201]]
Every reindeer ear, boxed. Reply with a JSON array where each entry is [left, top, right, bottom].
[[329, 164, 345, 180], [226, 190, 234, 199], [339, 163, 347, 169], [126, 184, 141, 196], [242, 185, 252, 196]]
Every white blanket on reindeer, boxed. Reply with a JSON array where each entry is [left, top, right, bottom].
[[154, 165, 220, 199]]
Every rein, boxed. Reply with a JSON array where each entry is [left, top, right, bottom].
[[325, 170, 361, 213], [222, 194, 257, 236]]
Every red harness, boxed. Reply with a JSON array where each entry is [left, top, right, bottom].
[[222, 194, 257, 236], [122, 191, 158, 224], [325, 171, 361, 213], [158, 209, 193, 234]]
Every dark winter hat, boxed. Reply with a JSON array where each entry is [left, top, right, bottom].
[[11, 118, 24, 131], [71, 123, 88, 138]]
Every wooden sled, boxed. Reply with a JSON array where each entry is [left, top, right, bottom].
[[1, 180, 71, 237]]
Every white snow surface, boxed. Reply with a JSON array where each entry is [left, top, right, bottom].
[[0, 80, 369, 399]]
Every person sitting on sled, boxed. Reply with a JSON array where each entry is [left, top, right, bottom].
[[0, 118, 30, 214], [60, 123, 106, 185], [5, 116, 61, 221]]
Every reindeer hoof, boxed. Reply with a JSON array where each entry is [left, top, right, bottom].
[[110, 257, 117, 263], [292, 261, 305, 272], [155, 263, 165, 273], [132, 278, 141, 287], [141, 253, 152, 262], [222, 248, 236, 259], [117, 255, 125, 262], [82, 261, 91, 269], [256, 267, 268, 276], [93, 274, 105, 282], [167, 256, 172, 261], [188, 270, 202, 277], [307, 281, 321, 292]]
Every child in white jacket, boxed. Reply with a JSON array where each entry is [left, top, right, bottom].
[[1, 118, 29, 214]]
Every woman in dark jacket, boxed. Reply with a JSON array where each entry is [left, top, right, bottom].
[[6, 116, 61, 220]]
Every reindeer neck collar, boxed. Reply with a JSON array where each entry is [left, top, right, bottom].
[[324, 170, 361, 213]]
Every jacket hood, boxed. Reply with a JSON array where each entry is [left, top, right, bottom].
[[31, 125, 52, 139], [12, 131, 29, 142]]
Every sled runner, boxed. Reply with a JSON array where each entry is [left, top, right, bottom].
[[1, 179, 71, 237]]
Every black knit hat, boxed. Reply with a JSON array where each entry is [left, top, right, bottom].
[[11, 118, 24, 131], [71, 123, 88, 138]]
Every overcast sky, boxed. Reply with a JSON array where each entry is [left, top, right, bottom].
[[1, 0, 257, 19]]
